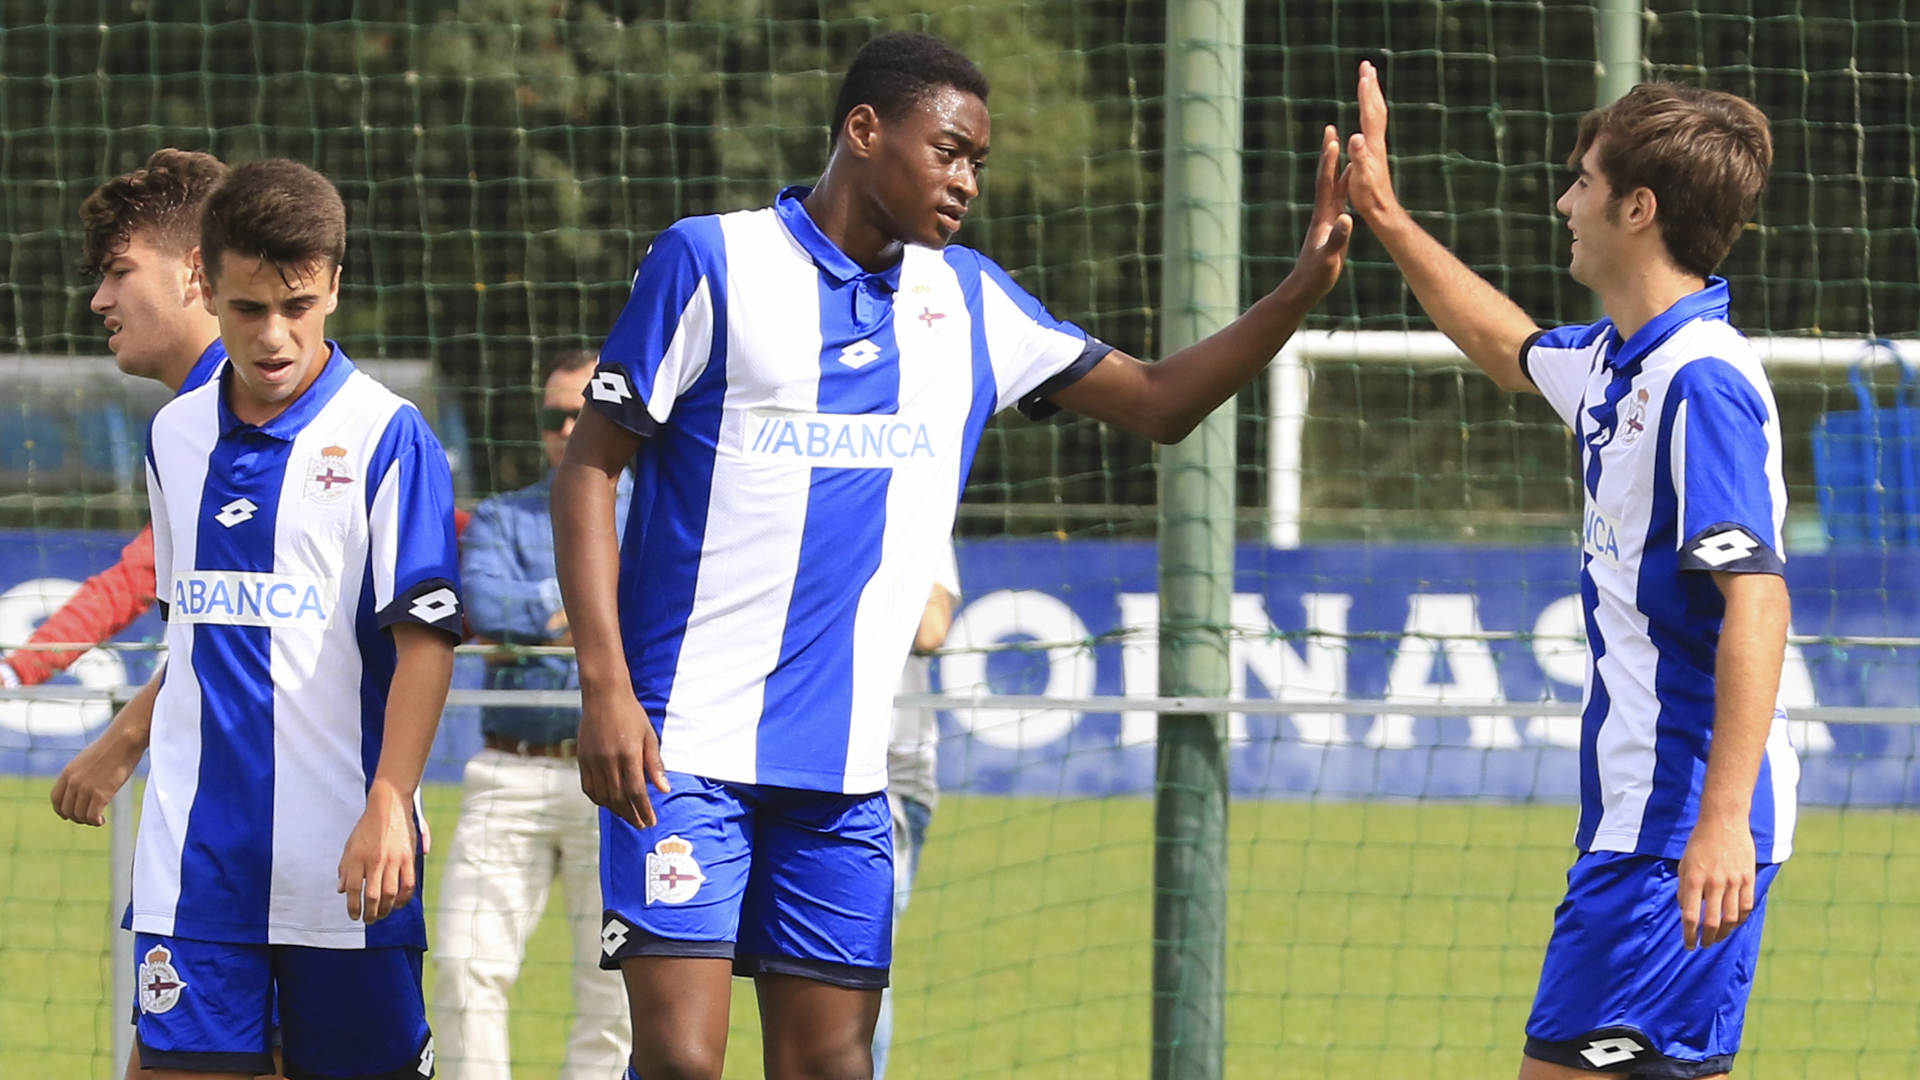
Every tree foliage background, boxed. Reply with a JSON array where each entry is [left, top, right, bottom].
[[2, 1, 1914, 529]]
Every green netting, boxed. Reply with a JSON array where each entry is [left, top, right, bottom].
[[1, 3, 1917, 1078]]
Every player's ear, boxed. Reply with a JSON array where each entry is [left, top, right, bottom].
[[183, 246, 207, 306], [841, 103, 883, 160], [197, 255, 219, 315], [324, 262, 342, 315], [1623, 185, 1659, 234]]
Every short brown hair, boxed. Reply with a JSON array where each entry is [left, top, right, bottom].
[[200, 159, 347, 283], [79, 149, 229, 277], [543, 347, 599, 381], [1568, 83, 1772, 278]]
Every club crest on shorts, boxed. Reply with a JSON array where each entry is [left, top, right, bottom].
[[644, 834, 706, 905], [137, 944, 188, 1014], [304, 445, 358, 504]]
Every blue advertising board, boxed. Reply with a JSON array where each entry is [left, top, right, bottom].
[[1, 532, 1914, 804]]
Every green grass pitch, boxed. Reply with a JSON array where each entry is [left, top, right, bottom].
[[2, 777, 1916, 1077]]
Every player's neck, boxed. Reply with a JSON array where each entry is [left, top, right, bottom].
[[1596, 251, 1707, 343], [156, 334, 219, 393], [801, 172, 905, 275]]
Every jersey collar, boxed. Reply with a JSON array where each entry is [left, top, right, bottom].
[[774, 185, 905, 292], [1604, 276, 1731, 371], [216, 341, 356, 441], [179, 338, 227, 395]]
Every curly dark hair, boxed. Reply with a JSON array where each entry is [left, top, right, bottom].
[[200, 159, 347, 284], [78, 149, 228, 277], [830, 31, 990, 142]]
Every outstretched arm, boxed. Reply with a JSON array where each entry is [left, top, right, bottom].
[[1343, 60, 1540, 392], [1047, 125, 1353, 443], [553, 407, 668, 828]]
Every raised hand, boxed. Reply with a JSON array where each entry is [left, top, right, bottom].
[[1289, 123, 1354, 300], [1344, 60, 1403, 224]]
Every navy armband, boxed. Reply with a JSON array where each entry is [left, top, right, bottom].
[[1679, 523, 1785, 575], [380, 577, 464, 639], [1517, 329, 1547, 390], [584, 363, 660, 437]]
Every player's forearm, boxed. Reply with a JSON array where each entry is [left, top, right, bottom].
[[101, 664, 163, 754], [551, 456, 633, 702], [372, 625, 454, 798], [7, 534, 158, 684], [1365, 207, 1539, 391], [1120, 272, 1329, 443], [1699, 572, 1790, 829]]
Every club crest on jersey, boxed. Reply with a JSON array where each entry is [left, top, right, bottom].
[[304, 445, 358, 504], [644, 834, 706, 905], [138, 944, 188, 1014], [1619, 389, 1651, 444]]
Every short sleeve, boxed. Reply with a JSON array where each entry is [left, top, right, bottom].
[[1519, 323, 1607, 429], [590, 217, 723, 436], [967, 254, 1112, 420], [366, 406, 463, 639], [1670, 359, 1786, 575]]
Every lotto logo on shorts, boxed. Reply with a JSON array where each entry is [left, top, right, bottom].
[[171, 571, 335, 629], [137, 944, 188, 1014], [1579, 1036, 1646, 1068], [644, 834, 707, 905]]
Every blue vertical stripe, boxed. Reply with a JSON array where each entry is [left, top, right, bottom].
[[174, 378, 293, 942], [622, 216, 730, 724], [756, 268, 900, 785], [1573, 560, 1610, 852]]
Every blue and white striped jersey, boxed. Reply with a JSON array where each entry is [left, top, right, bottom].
[[135, 346, 462, 948], [589, 186, 1109, 793], [1522, 278, 1798, 863]]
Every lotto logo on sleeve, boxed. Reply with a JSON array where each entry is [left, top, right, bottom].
[[644, 835, 707, 905], [741, 408, 936, 468], [170, 571, 335, 629], [1690, 528, 1760, 567]]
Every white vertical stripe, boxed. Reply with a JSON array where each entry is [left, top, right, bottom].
[[132, 386, 219, 934], [649, 276, 715, 425], [266, 383, 393, 946], [1764, 712, 1800, 861], [841, 248, 974, 790], [369, 458, 403, 610], [1588, 596, 1661, 849], [1671, 398, 1688, 548], [658, 208, 821, 784]]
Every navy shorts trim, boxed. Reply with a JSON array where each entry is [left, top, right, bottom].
[[736, 952, 889, 990], [281, 1035, 436, 1080], [599, 911, 736, 969], [137, 1036, 274, 1075], [1526, 1027, 1734, 1078]]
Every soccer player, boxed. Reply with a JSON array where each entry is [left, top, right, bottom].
[[132, 158, 461, 1077], [33, 149, 230, 830], [552, 31, 1351, 1080], [1342, 63, 1794, 1079], [434, 348, 632, 1079]]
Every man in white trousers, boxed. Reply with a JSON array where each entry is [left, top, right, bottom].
[[435, 349, 633, 1078]]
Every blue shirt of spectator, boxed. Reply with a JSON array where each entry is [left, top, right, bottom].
[[463, 469, 631, 746]]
